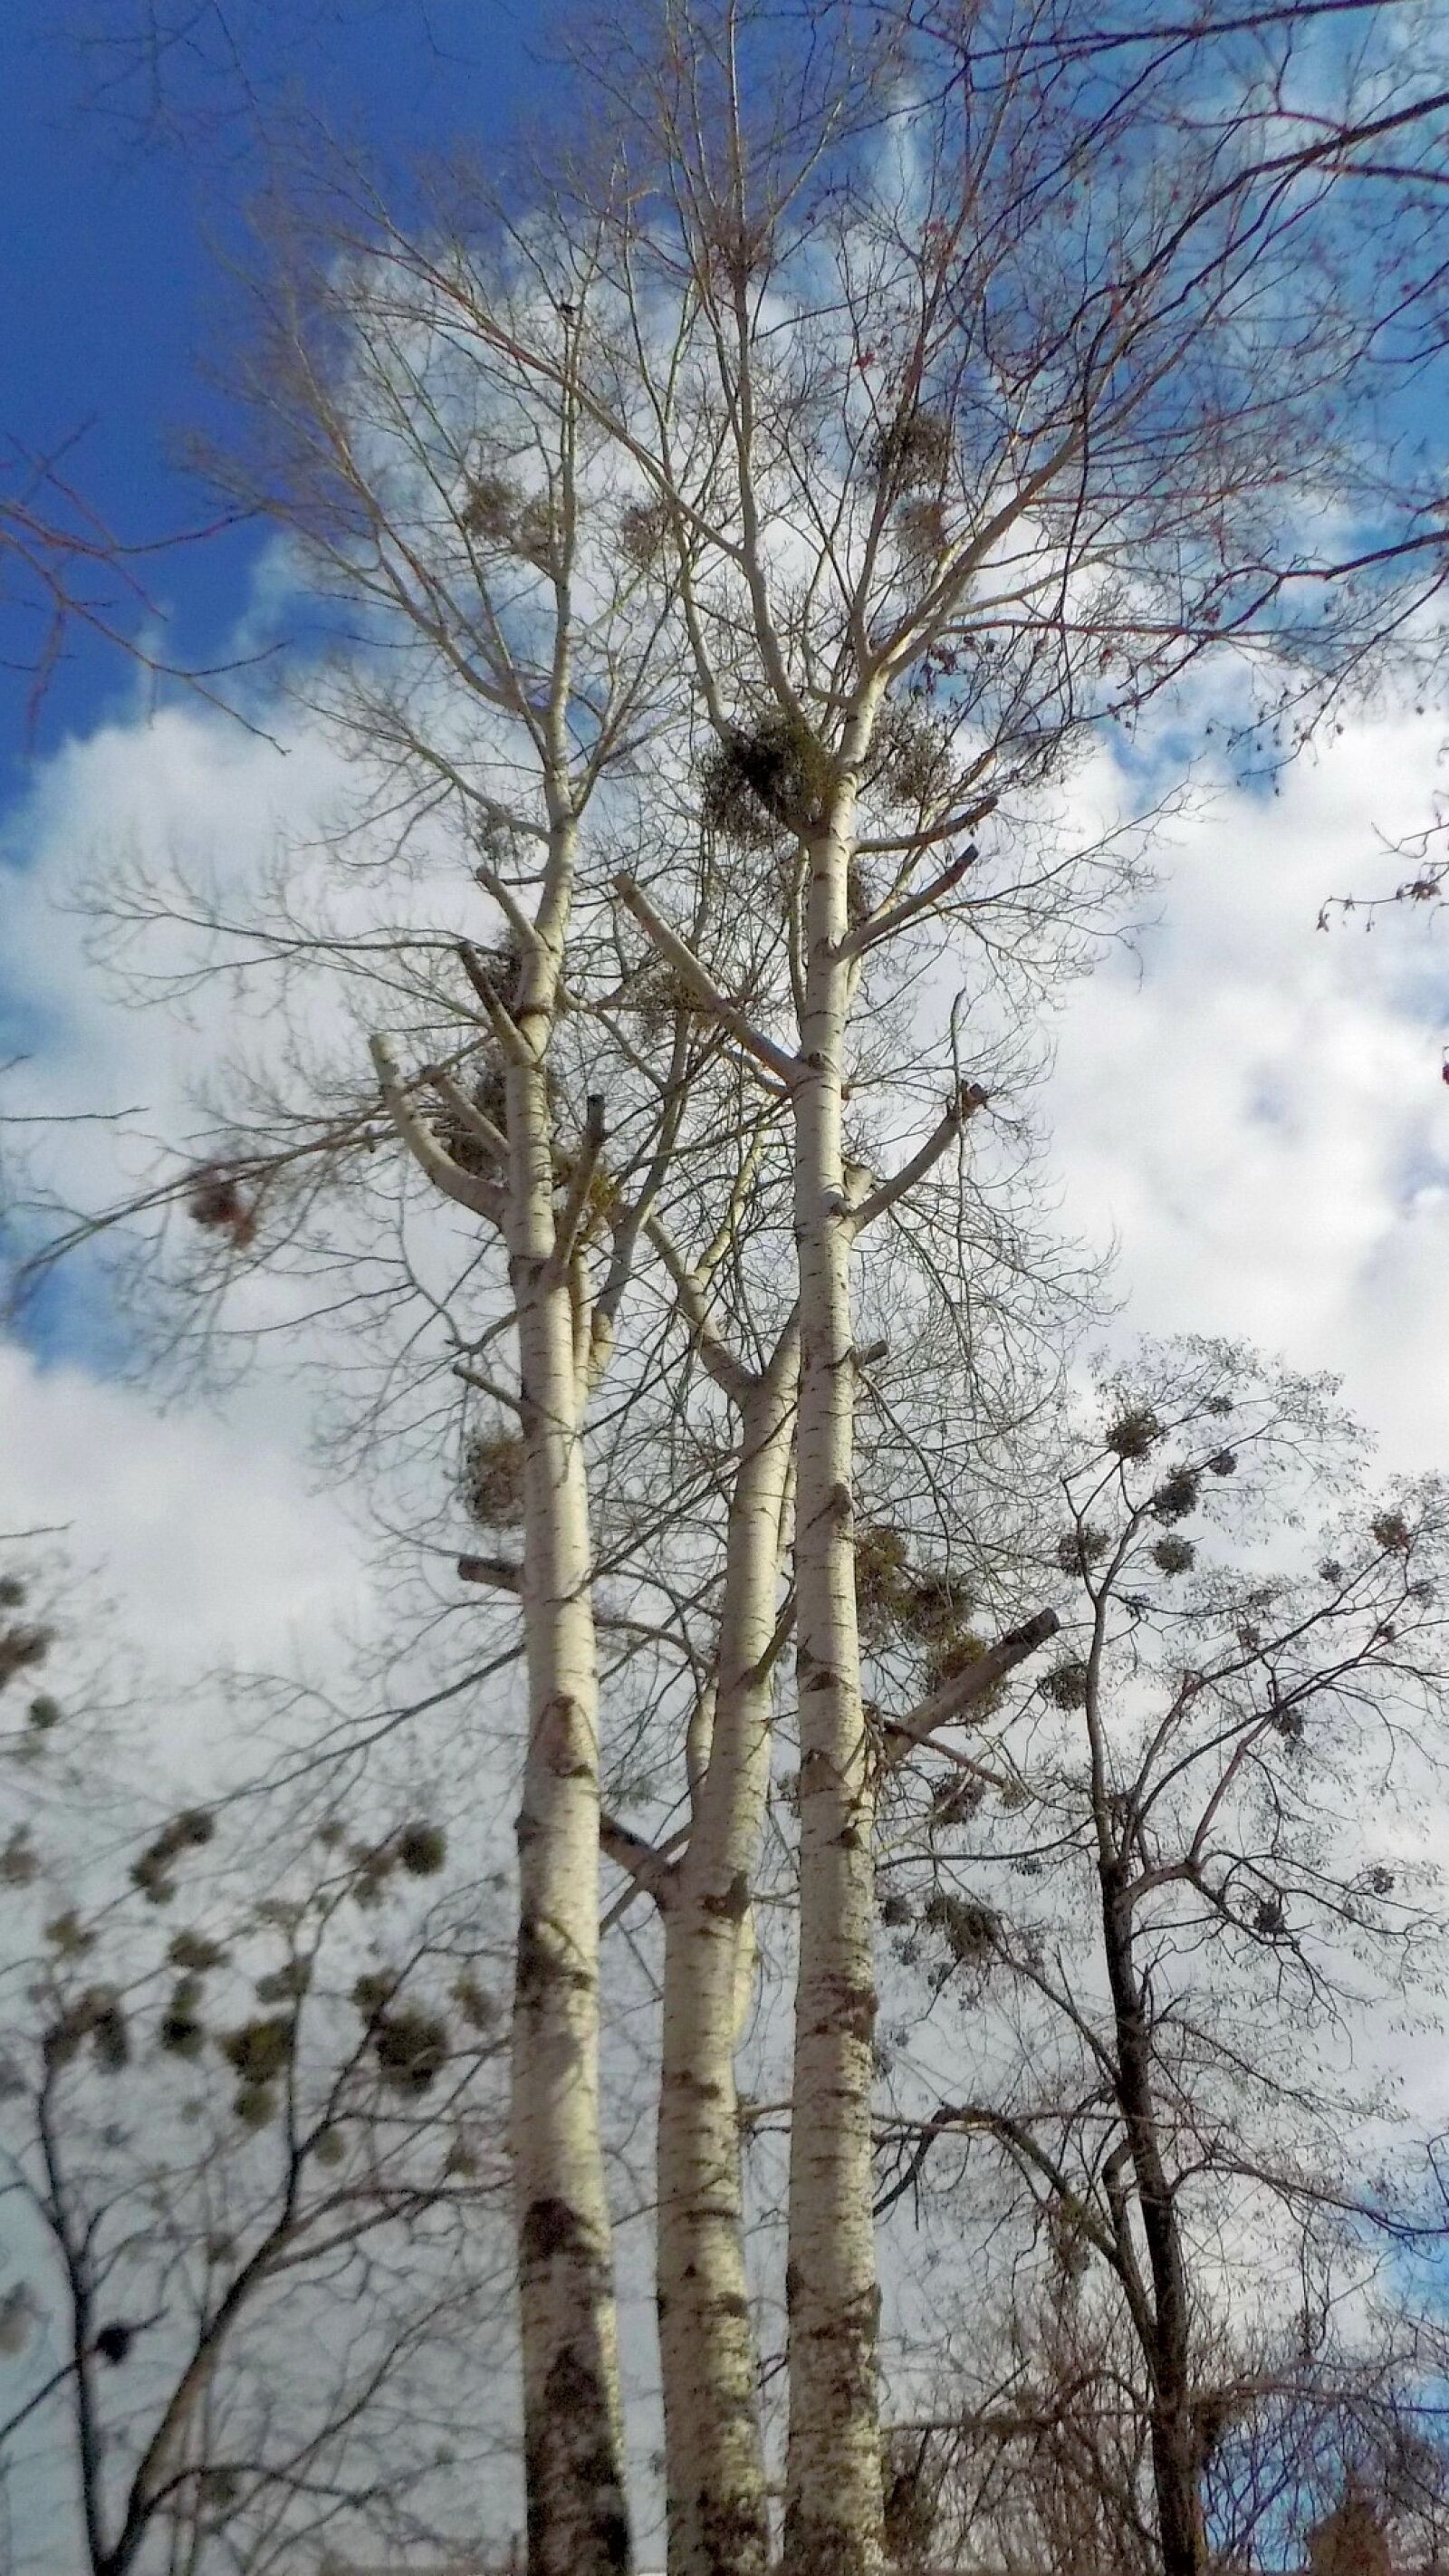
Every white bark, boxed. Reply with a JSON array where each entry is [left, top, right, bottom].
[[783, 723, 887, 2576], [657, 1332, 798, 2576], [507, 823, 630, 2576], [376, 801, 630, 2576]]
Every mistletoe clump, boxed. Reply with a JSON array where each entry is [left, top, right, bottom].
[[49, 1986, 130, 2073], [371, 2006, 451, 2096], [186, 1165, 258, 1252], [222, 2015, 294, 2086], [130, 1810, 216, 1907], [855, 1524, 911, 1639], [1104, 1405, 1163, 1461], [699, 713, 833, 848], [0, 1621, 52, 1690], [464, 1431, 526, 1528], [617, 495, 673, 568], [159, 1976, 206, 2059], [457, 469, 521, 545], [868, 406, 955, 491], [1043, 1658, 1090, 1711], [1151, 1469, 1201, 1525], [923, 1629, 993, 1700], [868, 700, 954, 810], [451, 1971, 498, 2032], [923, 1889, 998, 1963], [896, 1568, 974, 1644], [395, 1821, 447, 1878], [1056, 1524, 1108, 1576]]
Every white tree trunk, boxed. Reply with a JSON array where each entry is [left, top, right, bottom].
[[508, 830, 630, 2576], [783, 740, 886, 2576], [657, 1341, 798, 2576]]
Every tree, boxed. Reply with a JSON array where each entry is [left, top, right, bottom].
[[43, 105, 1076, 2575], [18, 5, 1449, 2572], [870, 1341, 1449, 2576], [499, 8, 1449, 2563], [888, 2291, 1449, 2576], [0, 1546, 514, 2573]]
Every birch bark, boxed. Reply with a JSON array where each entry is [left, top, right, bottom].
[[783, 717, 887, 2576], [375, 803, 631, 2576], [507, 812, 630, 2576], [657, 1332, 798, 2576]]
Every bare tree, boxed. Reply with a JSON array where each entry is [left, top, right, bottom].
[[870, 1341, 1449, 2576], [18, 6, 1449, 2573], [887, 2287, 1449, 2576], [466, 7, 1449, 2562], [0, 1730, 515, 2576]]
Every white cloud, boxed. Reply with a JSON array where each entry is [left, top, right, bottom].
[[0, 1339, 364, 1687], [1051, 711, 1449, 1469], [2, 615, 1448, 2571], [4, 678, 1449, 1749], [2, 703, 373, 1734]]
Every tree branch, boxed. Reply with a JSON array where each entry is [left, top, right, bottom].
[[425, 1066, 508, 1171], [614, 874, 801, 1089], [890, 1609, 1060, 1751], [644, 1210, 756, 1407], [600, 1814, 678, 1910], [456, 940, 533, 1065], [851, 1084, 988, 1235], [833, 839, 984, 961], [369, 1037, 504, 1226], [547, 1094, 607, 1284]]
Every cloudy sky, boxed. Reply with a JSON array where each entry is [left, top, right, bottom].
[[4, 18, 1449, 2571], [7, 684, 1448, 1687], [4, 0, 1448, 1697]]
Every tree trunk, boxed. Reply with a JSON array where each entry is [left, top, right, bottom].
[[657, 1343, 797, 2576], [509, 976, 630, 2576], [1099, 1862, 1205, 2576], [783, 742, 885, 2576]]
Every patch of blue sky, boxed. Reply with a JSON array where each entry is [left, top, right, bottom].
[[1, 1226, 134, 1378], [0, 0, 529, 772]]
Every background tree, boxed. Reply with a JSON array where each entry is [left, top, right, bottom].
[[868, 1341, 1449, 2576], [0, 1566, 515, 2575]]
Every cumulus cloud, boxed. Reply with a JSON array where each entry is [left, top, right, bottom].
[[0, 1340, 364, 1684], [4, 676, 1449, 1730], [1051, 710, 1449, 1469], [2, 702, 370, 1719]]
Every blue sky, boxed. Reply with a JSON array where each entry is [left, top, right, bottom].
[[0, 0, 532, 770], [0, 0, 539, 1355]]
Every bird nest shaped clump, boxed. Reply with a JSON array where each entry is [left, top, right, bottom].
[[867, 408, 955, 492], [700, 714, 834, 850], [923, 1889, 997, 1962], [464, 1429, 526, 1527]]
